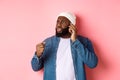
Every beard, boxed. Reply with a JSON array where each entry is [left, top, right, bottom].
[[56, 27, 71, 37]]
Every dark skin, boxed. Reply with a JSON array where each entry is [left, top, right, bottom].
[[36, 16, 77, 57], [56, 16, 77, 41], [56, 16, 71, 38]]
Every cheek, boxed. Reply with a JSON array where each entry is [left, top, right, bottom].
[[62, 25, 68, 29], [64, 22, 70, 27], [61, 24, 67, 28]]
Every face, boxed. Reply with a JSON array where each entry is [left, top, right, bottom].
[[56, 16, 71, 37]]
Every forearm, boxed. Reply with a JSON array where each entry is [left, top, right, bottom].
[[31, 53, 44, 71], [72, 39, 98, 68]]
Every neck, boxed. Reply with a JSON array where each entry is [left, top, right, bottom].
[[60, 33, 71, 38]]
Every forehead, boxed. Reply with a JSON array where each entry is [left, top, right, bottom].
[[57, 16, 70, 21]]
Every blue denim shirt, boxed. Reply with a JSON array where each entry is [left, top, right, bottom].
[[31, 35, 98, 80]]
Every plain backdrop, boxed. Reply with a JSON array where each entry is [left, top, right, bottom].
[[0, 0, 120, 80]]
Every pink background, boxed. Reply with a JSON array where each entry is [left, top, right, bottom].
[[0, 0, 120, 80]]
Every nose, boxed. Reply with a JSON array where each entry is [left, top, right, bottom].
[[56, 22, 62, 28]]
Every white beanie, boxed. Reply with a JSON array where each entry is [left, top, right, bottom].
[[58, 12, 76, 25]]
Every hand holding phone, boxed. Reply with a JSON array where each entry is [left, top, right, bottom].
[[69, 23, 77, 42]]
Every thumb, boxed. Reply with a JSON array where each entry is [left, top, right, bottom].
[[42, 42, 46, 45], [43, 41, 45, 44]]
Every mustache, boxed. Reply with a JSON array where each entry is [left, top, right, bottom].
[[56, 27, 70, 37]]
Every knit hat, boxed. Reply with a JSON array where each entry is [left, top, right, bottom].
[[58, 12, 76, 25]]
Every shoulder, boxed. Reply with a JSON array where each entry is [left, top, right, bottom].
[[77, 35, 88, 41], [77, 35, 91, 46], [43, 35, 57, 42]]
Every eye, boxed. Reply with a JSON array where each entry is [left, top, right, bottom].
[[61, 20, 66, 24]]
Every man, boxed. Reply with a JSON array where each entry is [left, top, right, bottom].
[[31, 12, 98, 80]]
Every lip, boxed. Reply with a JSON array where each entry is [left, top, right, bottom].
[[57, 28, 62, 32]]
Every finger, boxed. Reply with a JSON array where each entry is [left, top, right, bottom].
[[38, 42, 45, 45], [41, 42, 45, 47], [69, 27, 73, 33], [69, 26, 76, 31], [71, 25, 77, 31], [42, 42, 46, 45], [69, 23, 76, 30], [36, 43, 45, 48], [70, 23, 75, 27], [71, 25, 76, 30]]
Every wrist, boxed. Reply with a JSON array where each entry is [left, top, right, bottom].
[[71, 35, 77, 42], [35, 51, 42, 58]]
